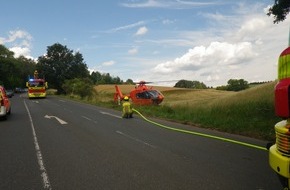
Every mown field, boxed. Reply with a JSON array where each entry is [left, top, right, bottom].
[[89, 82, 280, 141]]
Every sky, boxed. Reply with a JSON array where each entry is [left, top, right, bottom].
[[1, 0, 290, 87]]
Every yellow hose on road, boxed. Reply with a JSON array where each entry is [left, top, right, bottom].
[[132, 108, 267, 151]]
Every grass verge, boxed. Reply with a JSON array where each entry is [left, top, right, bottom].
[[64, 82, 281, 141]]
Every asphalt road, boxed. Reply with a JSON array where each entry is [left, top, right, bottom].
[[0, 93, 282, 190]]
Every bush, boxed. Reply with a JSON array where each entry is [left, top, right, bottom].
[[62, 78, 95, 99]]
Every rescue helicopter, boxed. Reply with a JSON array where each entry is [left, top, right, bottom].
[[114, 81, 164, 105]]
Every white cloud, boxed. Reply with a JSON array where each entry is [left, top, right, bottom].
[[0, 30, 33, 58], [162, 19, 176, 25], [6, 30, 32, 43], [153, 41, 256, 73], [121, 0, 219, 9], [121, 0, 162, 8], [128, 47, 138, 55], [135, 26, 148, 36], [88, 68, 95, 74], [202, 12, 229, 22], [9, 46, 31, 58], [92, 2, 289, 87], [102, 60, 115, 66], [108, 21, 145, 33], [206, 74, 220, 83], [146, 4, 290, 87]]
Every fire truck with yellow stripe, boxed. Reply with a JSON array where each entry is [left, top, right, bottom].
[[26, 70, 48, 98], [269, 46, 290, 189]]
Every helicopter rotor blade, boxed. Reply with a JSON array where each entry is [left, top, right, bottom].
[[133, 81, 153, 84]]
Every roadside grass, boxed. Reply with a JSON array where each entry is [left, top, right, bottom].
[[135, 82, 279, 140], [69, 82, 280, 141]]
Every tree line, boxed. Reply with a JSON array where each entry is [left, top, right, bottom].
[[0, 43, 133, 97], [0, 45, 36, 90], [0, 42, 269, 99], [174, 79, 252, 91], [174, 80, 208, 89], [216, 79, 249, 91]]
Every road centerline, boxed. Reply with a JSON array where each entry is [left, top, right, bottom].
[[116, 130, 156, 149], [100, 111, 122, 119], [81, 116, 92, 121]]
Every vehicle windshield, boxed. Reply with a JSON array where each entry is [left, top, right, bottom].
[[28, 81, 44, 87]]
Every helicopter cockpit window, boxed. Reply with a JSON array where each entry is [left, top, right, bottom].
[[136, 91, 151, 99], [148, 90, 157, 98], [147, 90, 162, 98]]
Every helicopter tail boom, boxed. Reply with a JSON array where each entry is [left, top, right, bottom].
[[114, 85, 124, 102]]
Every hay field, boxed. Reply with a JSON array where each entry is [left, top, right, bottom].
[[94, 84, 235, 107], [162, 89, 235, 107]]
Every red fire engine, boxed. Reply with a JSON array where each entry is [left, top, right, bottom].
[[26, 70, 48, 98]]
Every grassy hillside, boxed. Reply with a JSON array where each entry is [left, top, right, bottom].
[[92, 82, 280, 140]]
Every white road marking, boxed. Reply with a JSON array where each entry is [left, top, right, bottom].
[[24, 100, 52, 190], [82, 116, 92, 121], [100, 111, 122, 119], [116, 130, 156, 149], [82, 116, 98, 124], [44, 115, 68, 125]]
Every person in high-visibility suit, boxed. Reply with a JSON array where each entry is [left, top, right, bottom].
[[122, 96, 133, 118]]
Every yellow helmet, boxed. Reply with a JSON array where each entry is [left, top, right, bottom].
[[124, 96, 129, 101]]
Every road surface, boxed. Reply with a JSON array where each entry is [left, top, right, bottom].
[[0, 94, 281, 189]]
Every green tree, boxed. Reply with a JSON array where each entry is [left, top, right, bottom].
[[227, 79, 249, 91], [0, 45, 36, 89], [216, 85, 228, 91], [268, 0, 290, 23], [174, 80, 193, 88], [90, 71, 102, 84], [125, 79, 134, 84], [62, 78, 95, 99], [90, 71, 124, 85], [37, 43, 89, 93], [0, 45, 15, 87], [102, 73, 112, 84], [0, 44, 14, 58], [174, 79, 207, 89], [192, 80, 207, 89], [16, 56, 36, 87], [112, 76, 122, 84]]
